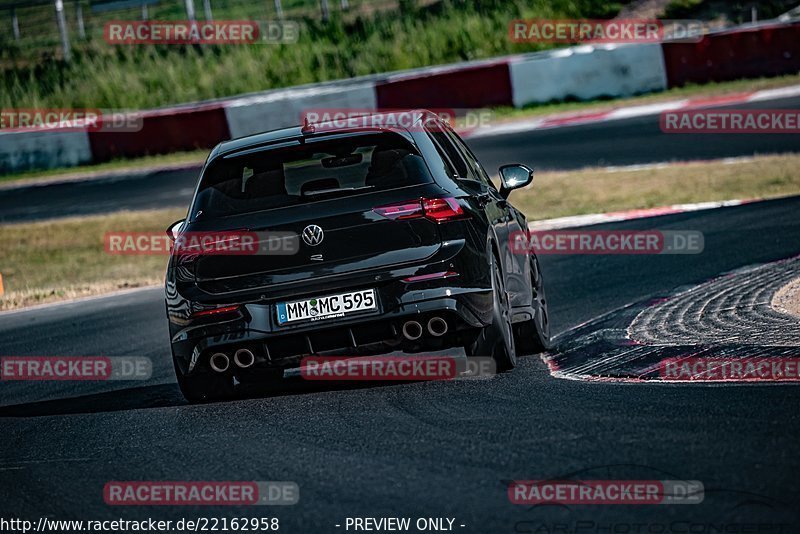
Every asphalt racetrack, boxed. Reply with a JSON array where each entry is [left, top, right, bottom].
[[2, 95, 800, 223], [1, 193, 799, 530]]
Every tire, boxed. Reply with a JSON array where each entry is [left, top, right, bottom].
[[466, 251, 517, 372], [174, 358, 235, 403], [514, 255, 551, 354]]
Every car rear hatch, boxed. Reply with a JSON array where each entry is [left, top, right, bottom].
[[184, 130, 458, 295], [191, 184, 448, 294]]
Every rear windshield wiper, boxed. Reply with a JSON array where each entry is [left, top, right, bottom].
[[302, 186, 374, 197]]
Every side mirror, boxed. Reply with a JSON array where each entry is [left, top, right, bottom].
[[166, 219, 186, 242], [498, 164, 534, 198]]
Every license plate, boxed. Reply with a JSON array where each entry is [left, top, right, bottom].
[[276, 289, 377, 325]]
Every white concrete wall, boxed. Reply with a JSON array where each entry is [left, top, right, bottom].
[[0, 129, 93, 174], [224, 82, 378, 139], [509, 43, 668, 107]]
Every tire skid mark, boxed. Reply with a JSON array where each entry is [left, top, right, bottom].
[[630, 257, 800, 347], [543, 256, 800, 383]]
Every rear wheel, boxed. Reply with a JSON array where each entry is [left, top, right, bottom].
[[466, 252, 517, 371], [514, 256, 551, 354]]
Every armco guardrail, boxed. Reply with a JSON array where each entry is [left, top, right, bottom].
[[87, 103, 231, 162], [375, 59, 513, 109], [509, 43, 667, 107], [223, 82, 378, 140], [0, 128, 93, 172], [661, 21, 800, 87], [2, 21, 798, 173]]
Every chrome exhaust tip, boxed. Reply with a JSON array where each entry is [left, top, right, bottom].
[[402, 320, 423, 341], [427, 316, 448, 337], [209, 352, 230, 373], [233, 348, 255, 369]]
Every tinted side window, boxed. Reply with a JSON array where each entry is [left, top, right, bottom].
[[445, 127, 495, 189], [429, 129, 468, 178], [429, 135, 458, 178]]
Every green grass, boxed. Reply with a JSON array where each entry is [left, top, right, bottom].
[[0, 208, 184, 310], [511, 154, 800, 220], [0, 0, 626, 109]]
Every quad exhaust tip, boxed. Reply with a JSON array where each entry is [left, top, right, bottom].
[[402, 320, 423, 341], [209, 352, 230, 373], [233, 348, 255, 369], [427, 316, 448, 337]]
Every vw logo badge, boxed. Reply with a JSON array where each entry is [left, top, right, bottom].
[[302, 225, 324, 246]]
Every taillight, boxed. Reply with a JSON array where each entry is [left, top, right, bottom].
[[191, 305, 241, 319], [402, 271, 459, 283], [373, 197, 465, 223], [372, 201, 424, 220], [421, 197, 465, 222]]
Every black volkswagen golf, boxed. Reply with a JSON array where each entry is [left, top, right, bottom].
[[165, 110, 550, 402]]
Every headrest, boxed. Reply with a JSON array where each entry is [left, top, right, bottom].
[[301, 177, 340, 195], [368, 148, 409, 176]]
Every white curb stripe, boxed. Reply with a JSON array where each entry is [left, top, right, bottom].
[[469, 83, 800, 139], [529, 199, 749, 230]]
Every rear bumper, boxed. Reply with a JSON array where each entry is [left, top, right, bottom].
[[168, 235, 495, 376], [170, 286, 492, 377]]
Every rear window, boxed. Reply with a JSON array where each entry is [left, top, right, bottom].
[[191, 132, 432, 220]]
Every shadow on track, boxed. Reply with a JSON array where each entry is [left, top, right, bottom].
[[0, 377, 427, 418], [0, 384, 184, 417]]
